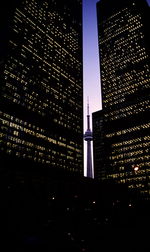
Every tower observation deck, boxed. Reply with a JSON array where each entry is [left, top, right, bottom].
[[84, 100, 93, 178]]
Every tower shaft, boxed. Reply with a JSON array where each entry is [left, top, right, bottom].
[[87, 141, 93, 178], [84, 100, 93, 178]]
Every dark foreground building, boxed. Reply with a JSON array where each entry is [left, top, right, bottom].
[[6, 166, 150, 252], [94, 0, 150, 197], [0, 0, 83, 174]]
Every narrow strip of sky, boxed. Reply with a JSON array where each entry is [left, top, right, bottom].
[[83, 0, 101, 176], [83, 0, 101, 125]]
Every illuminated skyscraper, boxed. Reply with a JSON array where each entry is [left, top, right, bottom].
[[94, 0, 150, 196], [0, 0, 83, 174]]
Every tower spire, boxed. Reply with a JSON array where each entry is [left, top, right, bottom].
[[84, 98, 93, 178], [87, 96, 89, 115], [87, 97, 90, 130]]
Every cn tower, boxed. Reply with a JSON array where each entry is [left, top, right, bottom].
[[84, 99, 93, 178]]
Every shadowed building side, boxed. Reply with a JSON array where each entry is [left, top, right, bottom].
[[92, 110, 106, 181]]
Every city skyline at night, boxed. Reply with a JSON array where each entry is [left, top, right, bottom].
[[0, 0, 150, 178], [3, 1, 150, 250]]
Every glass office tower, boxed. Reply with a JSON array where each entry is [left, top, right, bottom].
[[0, 0, 83, 174], [95, 0, 150, 196]]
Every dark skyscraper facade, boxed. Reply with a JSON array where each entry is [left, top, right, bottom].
[[0, 0, 83, 174], [92, 110, 105, 181], [95, 0, 150, 196]]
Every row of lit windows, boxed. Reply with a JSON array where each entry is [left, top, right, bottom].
[[19, 2, 80, 53], [101, 33, 147, 64], [105, 104, 150, 121], [103, 71, 149, 95], [112, 155, 149, 165], [106, 122, 150, 138], [102, 50, 148, 75], [101, 6, 142, 44], [102, 46, 146, 68], [103, 84, 149, 109], [4, 60, 82, 132], [119, 169, 146, 177], [0, 112, 81, 152], [4, 142, 82, 170], [102, 62, 149, 83], [112, 156, 149, 165], [3, 93, 81, 133], [128, 185, 147, 190], [22, 44, 75, 83], [107, 173, 147, 182], [1, 125, 82, 168], [15, 8, 81, 65], [102, 7, 128, 29], [112, 136, 150, 149], [101, 21, 143, 45], [112, 149, 144, 160], [113, 143, 143, 153]]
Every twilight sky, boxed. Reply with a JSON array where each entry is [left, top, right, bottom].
[[83, 0, 101, 128], [83, 0, 101, 176], [83, 0, 150, 176]]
